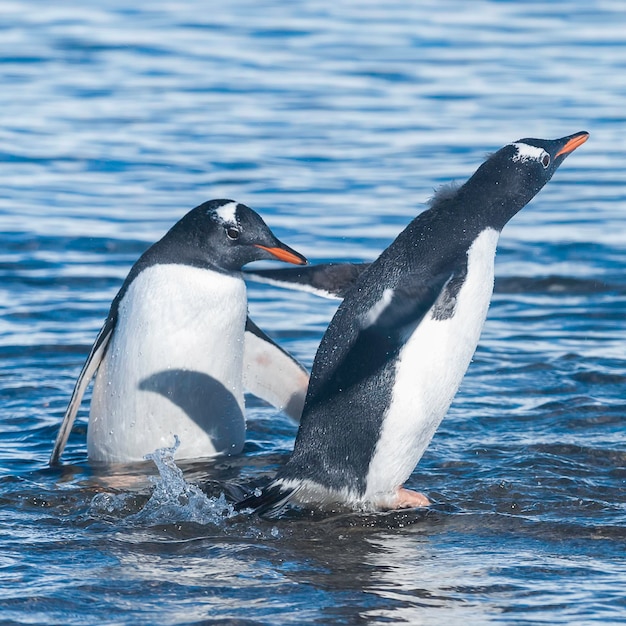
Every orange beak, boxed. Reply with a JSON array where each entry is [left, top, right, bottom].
[[255, 244, 307, 265], [555, 132, 589, 158]]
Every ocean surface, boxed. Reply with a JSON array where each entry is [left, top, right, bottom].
[[1, 1, 625, 624]]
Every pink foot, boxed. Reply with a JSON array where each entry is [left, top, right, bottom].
[[393, 486, 430, 509]]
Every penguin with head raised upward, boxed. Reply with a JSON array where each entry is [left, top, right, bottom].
[[237, 131, 589, 515], [50, 199, 308, 466]]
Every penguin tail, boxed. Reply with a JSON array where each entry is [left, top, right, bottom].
[[234, 480, 298, 518]]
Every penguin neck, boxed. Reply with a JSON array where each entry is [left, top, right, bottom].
[[456, 162, 539, 232], [140, 234, 235, 276]]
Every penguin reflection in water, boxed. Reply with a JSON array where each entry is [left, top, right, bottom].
[[50, 199, 308, 466], [238, 131, 589, 515]]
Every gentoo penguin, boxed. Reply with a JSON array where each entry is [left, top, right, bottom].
[[50, 199, 308, 466], [237, 131, 589, 516]]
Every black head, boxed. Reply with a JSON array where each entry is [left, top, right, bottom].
[[158, 199, 307, 272], [458, 131, 589, 231]]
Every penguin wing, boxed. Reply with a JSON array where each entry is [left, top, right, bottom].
[[306, 267, 457, 403], [367, 272, 456, 332], [243, 317, 309, 422], [49, 319, 114, 465], [244, 262, 370, 299]]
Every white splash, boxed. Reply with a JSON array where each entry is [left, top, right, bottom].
[[90, 436, 236, 526], [134, 437, 235, 525]]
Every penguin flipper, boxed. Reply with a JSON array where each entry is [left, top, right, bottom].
[[244, 262, 370, 299], [49, 321, 113, 466], [304, 268, 458, 405], [243, 317, 309, 422], [234, 480, 297, 518], [370, 269, 457, 332]]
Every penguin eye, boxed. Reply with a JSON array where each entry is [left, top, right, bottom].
[[541, 154, 550, 168], [226, 226, 240, 240]]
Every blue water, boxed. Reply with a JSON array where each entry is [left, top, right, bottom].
[[1, 0, 625, 623]]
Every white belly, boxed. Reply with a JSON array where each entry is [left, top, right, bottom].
[[364, 228, 500, 500], [88, 264, 247, 463]]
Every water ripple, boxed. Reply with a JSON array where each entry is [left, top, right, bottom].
[[1, 0, 625, 624]]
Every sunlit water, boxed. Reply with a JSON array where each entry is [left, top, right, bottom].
[[1, 1, 625, 624]]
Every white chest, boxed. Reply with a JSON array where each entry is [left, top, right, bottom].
[[365, 228, 500, 499], [88, 264, 248, 462]]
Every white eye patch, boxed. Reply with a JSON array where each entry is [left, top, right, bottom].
[[511, 142, 548, 164], [214, 201, 238, 224]]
